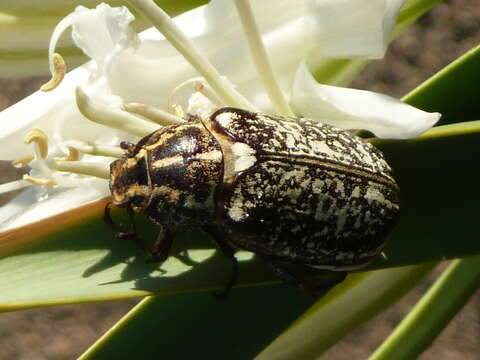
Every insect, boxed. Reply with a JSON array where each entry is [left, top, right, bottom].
[[107, 107, 400, 296]]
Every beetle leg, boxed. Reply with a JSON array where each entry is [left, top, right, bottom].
[[263, 258, 301, 287], [104, 202, 148, 252], [148, 229, 174, 263], [305, 271, 347, 298], [204, 226, 239, 299], [104, 202, 134, 239], [125, 206, 150, 252], [263, 258, 347, 298]]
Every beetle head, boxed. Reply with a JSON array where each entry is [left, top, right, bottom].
[[109, 154, 151, 212]]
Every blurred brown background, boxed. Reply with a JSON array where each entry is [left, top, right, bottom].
[[0, 0, 479, 359]]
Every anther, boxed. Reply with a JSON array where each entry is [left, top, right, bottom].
[[23, 175, 57, 187], [12, 155, 34, 168], [24, 129, 49, 159], [55, 146, 80, 162], [40, 53, 67, 92]]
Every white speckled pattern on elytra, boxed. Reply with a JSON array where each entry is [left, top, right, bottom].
[[208, 108, 400, 268]]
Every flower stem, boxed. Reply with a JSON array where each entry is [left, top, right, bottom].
[[234, 0, 294, 116], [64, 140, 124, 158], [369, 256, 480, 360], [124, 0, 257, 111], [0, 180, 31, 194], [76, 87, 159, 137], [123, 103, 185, 126], [55, 160, 110, 180]]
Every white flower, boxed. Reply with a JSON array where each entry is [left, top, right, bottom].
[[0, 0, 440, 231]]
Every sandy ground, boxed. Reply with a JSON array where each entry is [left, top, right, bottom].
[[0, 0, 479, 359]]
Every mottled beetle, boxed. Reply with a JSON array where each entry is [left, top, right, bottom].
[[108, 107, 400, 295]]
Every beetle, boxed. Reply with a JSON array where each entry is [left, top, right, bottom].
[[108, 107, 400, 296]]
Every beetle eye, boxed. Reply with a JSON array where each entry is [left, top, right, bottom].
[[120, 141, 135, 152]]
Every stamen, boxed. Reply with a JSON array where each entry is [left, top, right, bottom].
[[172, 104, 185, 119], [41, 10, 82, 91], [64, 140, 124, 158], [234, 0, 293, 117], [55, 146, 80, 162], [0, 179, 32, 194], [123, 103, 185, 126], [76, 86, 159, 137], [125, 0, 257, 111], [23, 129, 59, 186], [23, 175, 57, 187], [24, 129, 49, 159], [23, 129, 77, 188], [12, 155, 34, 168], [40, 53, 67, 92], [194, 81, 224, 107], [167, 77, 224, 111], [55, 160, 110, 180]]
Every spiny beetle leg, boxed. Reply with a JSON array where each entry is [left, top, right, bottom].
[[147, 229, 174, 263], [263, 259, 347, 298], [263, 258, 301, 287], [206, 226, 239, 299], [303, 271, 347, 298], [104, 202, 147, 251], [104, 202, 121, 232]]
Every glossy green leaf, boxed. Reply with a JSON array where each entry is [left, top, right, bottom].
[[80, 283, 316, 360], [369, 256, 480, 360]]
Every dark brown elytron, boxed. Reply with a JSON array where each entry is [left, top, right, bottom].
[[109, 107, 400, 295]]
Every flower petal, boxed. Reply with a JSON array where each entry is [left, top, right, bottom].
[[0, 179, 108, 231], [69, 4, 139, 76], [307, 0, 406, 59], [91, 1, 311, 112], [291, 63, 441, 139]]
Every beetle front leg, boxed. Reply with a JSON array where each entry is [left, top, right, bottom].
[[104, 202, 148, 252]]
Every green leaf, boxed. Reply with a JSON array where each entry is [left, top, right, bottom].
[[402, 45, 480, 125], [369, 119, 480, 269], [80, 283, 316, 360], [369, 256, 480, 360]]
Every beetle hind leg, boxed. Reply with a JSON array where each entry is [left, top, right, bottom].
[[263, 258, 347, 298]]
